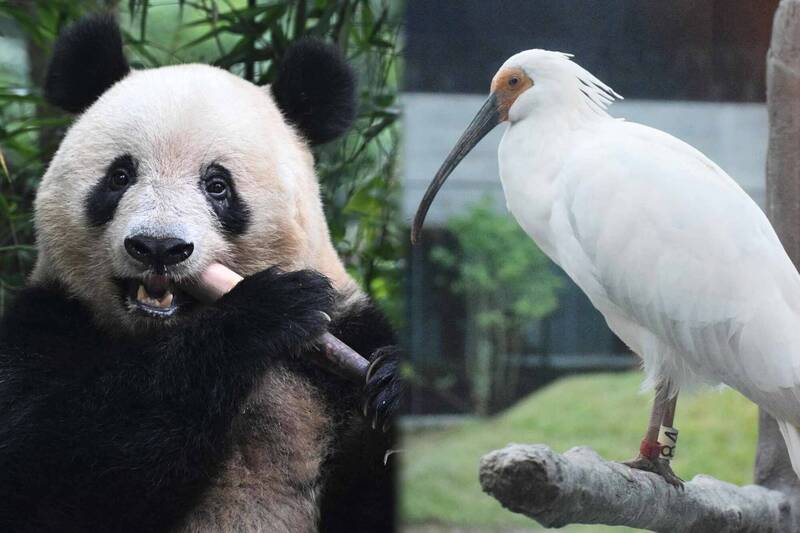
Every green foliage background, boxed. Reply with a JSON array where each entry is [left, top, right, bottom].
[[431, 197, 562, 414], [0, 0, 402, 319]]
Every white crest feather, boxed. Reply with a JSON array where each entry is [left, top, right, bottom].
[[556, 52, 623, 116], [505, 49, 623, 118]]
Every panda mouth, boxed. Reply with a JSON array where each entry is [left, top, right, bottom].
[[122, 274, 185, 318]]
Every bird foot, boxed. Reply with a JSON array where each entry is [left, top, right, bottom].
[[622, 455, 684, 488]]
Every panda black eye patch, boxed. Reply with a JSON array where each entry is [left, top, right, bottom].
[[200, 164, 250, 236], [85, 154, 137, 226]]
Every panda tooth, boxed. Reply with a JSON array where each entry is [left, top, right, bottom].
[[158, 291, 174, 308], [137, 284, 148, 303]]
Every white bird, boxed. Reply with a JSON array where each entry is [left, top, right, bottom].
[[412, 49, 800, 485]]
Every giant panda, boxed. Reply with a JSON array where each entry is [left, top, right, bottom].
[[0, 14, 403, 533]]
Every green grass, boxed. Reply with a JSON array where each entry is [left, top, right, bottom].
[[399, 371, 759, 532]]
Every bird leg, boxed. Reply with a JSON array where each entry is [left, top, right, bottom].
[[657, 393, 683, 485], [662, 391, 678, 428], [622, 383, 683, 488]]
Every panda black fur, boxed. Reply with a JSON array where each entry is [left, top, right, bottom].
[[0, 14, 402, 533]]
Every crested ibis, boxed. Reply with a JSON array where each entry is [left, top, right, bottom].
[[412, 49, 800, 486]]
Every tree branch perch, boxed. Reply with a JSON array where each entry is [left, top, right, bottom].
[[479, 444, 797, 532]]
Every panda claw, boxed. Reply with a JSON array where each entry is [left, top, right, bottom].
[[365, 353, 386, 384], [361, 347, 404, 432]]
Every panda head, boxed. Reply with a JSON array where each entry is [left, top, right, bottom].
[[32, 14, 359, 333]]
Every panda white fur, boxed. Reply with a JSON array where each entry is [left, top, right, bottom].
[[0, 14, 402, 533]]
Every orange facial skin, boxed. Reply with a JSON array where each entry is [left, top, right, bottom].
[[490, 67, 534, 121]]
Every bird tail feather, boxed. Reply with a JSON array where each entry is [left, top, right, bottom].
[[776, 420, 800, 479]]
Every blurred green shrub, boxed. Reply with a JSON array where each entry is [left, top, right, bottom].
[[0, 0, 402, 319], [431, 197, 562, 414]]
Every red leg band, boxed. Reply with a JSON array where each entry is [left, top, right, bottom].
[[640, 439, 661, 460]]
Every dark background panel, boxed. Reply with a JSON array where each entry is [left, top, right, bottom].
[[404, 0, 778, 101]]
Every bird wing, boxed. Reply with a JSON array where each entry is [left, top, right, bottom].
[[552, 120, 800, 412]]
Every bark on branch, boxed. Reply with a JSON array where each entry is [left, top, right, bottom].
[[479, 444, 797, 532]]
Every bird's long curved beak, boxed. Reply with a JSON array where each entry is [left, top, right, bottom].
[[411, 93, 501, 244]]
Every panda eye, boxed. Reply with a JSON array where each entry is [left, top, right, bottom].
[[108, 168, 130, 191], [205, 178, 228, 199]]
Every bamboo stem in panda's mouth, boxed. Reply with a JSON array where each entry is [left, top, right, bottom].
[[192, 263, 370, 383]]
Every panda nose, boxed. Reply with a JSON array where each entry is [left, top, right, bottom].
[[124, 235, 194, 270]]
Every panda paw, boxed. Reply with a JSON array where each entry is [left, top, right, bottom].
[[217, 267, 334, 348], [362, 346, 405, 432]]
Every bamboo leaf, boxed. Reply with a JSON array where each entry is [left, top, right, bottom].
[[0, 148, 9, 180], [176, 25, 230, 50], [122, 32, 162, 67]]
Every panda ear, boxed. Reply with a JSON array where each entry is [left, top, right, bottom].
[[271, 39, 357, 145], [44, 14, 130, 114]]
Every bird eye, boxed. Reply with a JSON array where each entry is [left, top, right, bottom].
[[205, 178, 228, 199], [108, 168, 130, 191], [509, 76, 520, 87]]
